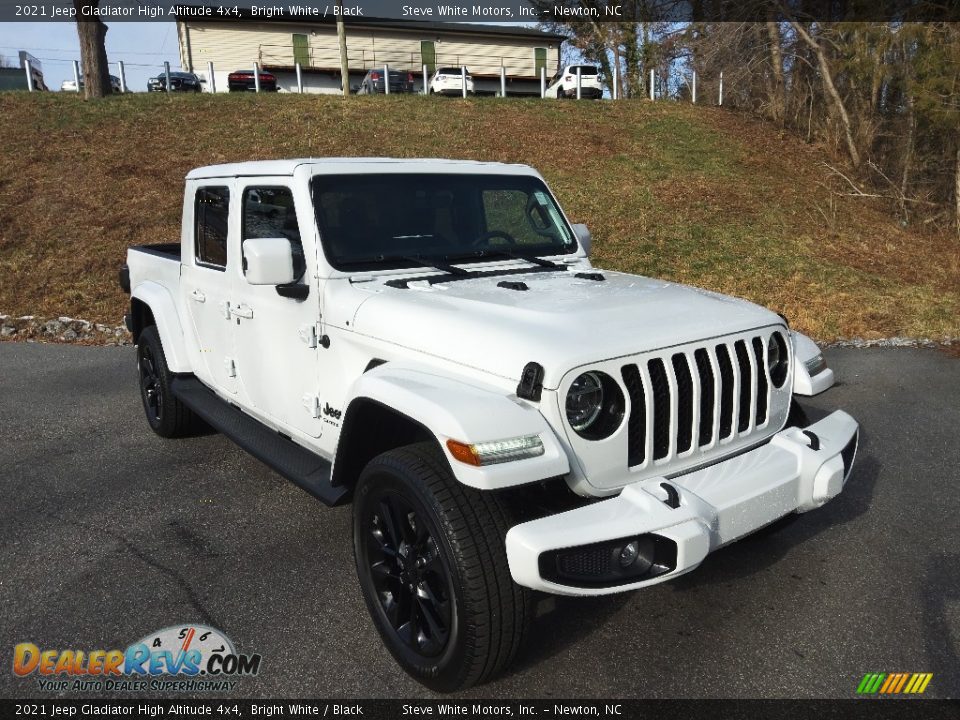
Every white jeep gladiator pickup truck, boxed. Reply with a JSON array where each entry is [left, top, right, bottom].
[[121, 158, 858, 691]]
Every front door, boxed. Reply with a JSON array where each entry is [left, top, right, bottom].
[[230, 180, 324, 438], [182, 183, 237, 395]]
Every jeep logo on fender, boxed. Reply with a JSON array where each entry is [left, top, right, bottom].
[[323, 403, 342, 420]]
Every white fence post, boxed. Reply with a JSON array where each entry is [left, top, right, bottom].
[[500, 66, 506, 97], [649, 68, 654, 100], [207, 61, 216, 93], [718, 71, 723, 106], [253, 61, 260, 92], [692, 70, 696, 104], [24, 59, 34, 91], [164, 61, 171, 93], [422, 64, 428, 94], [72, 60, 81, 93], [461, 66, 467, 98], [612, 63, 618, 100], [576, 66, 582, 99], [117, 61, 126, 93], [295, 62, 303, 93], [384, 63, 390, 94], [540, 66, 545, 98]]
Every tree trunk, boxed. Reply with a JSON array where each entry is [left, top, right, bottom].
[[790, 21, 861, 167], [766, 19, 785, 125], [74, 0, 110, 98], [336, 0, 349, 96], [955, 147, 960, 239]]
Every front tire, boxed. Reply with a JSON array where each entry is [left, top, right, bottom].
[[353, 442, 529, 692], [137, 325, 199, 438]]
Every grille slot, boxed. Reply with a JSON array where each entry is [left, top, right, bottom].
[[622, 364, 646, 467], [647, 359, 671, 460], [734, 340, 753, 433], [694, 349, 714, 447], [621, 334, 777, 469], [716, 344, 735, 439], [751, 337, 769, 425], [672, 353, 694, 454]]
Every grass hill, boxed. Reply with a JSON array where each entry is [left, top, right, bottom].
[[0, 92, 956, 341]]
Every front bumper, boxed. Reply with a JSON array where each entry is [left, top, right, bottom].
[[506, 409, 859, 596]]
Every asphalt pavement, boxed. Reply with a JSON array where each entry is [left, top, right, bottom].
[[1, 342, 957, 699]]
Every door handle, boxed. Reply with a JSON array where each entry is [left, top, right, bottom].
[[189, 289, 206, 303], [231, 303, 254, 320]]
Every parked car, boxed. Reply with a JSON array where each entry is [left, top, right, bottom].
[[60, 74, 122, 93], [147, 71, 202, 93], [227, 69, 278, 92], [355, 68, 415, 94], [427, 66, 475, 95], [546, 64, 603, 99], [120, 158, 856, 693]]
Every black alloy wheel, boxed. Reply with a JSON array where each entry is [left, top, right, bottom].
[[353, 442, 529, 691], [363, 489, 453, 658], [138, 341, 162, 426]]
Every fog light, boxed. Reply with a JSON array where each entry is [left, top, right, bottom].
[[619, 541, 640, 567]]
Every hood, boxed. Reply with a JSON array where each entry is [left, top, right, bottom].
[[346, 268, 782, 389]]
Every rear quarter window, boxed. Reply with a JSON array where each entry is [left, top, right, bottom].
[[194, 186, 230, 269]]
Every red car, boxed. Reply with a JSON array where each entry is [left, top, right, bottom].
[[227, 69, 278, 92]]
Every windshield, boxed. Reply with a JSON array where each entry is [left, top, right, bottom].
[[569, 66, 599, 76], [312, 173, 578, 271]]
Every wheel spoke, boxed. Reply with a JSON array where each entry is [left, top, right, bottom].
[[378, 498, 403, 550]]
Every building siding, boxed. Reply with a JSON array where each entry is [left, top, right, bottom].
[[180, 21, 561, 84]]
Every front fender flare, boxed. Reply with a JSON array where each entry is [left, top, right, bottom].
[[131, 281, 191, 373], [342, 365, 570, 490]]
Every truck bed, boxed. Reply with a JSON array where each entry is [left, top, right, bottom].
[[123, 243, 182, 298]]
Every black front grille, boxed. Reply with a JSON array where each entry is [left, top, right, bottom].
[[621, 335, 773, 468]]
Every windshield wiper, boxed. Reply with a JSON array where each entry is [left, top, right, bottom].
[[466, 248, 567, 271], [342, 253, 470, 276]]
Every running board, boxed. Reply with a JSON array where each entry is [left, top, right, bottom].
[[171, 377, 347, 506]]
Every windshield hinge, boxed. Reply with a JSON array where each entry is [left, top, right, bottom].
[[302, 394, 321, 418], [299, 323, 318, 348]]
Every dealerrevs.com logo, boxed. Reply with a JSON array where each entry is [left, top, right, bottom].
[[13, 625, 261, 693]]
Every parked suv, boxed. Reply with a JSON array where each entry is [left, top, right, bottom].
[[428, 67, 475, 95], [546, 65, 603, 99], [356, 68, 415, 94]]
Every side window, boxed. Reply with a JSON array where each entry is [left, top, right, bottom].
[[194, 186, 230, 269], [242, 186, 305, 279]]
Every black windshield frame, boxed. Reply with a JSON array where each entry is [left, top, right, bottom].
[[311, 173, 579, 272]]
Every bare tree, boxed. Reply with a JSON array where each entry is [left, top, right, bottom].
[[789, 21, 861, 167], [73, 0, 111, 98]]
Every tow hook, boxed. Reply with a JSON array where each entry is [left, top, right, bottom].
[[660, 482, 681, 509], [802, 430, 821, 450]]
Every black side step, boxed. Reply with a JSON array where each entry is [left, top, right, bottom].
[[171, 377, 347, 506]]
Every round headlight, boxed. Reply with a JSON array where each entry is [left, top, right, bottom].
[[566, 371, 626, 439], [567, 372, 603, 431], [767, 331, 789, 387]]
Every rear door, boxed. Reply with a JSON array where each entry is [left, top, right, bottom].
[[230, 179, 324, 438], [181, 183, 237, 395]]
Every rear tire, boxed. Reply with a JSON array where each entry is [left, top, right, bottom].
[[137, 325, 199, 438], [353, 442, 529, 691]]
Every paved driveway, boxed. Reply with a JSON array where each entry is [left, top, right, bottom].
[[0, 343, 957, 698]]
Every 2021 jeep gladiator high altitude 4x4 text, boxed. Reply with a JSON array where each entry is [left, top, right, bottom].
[[121, 158, 858, 691]]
